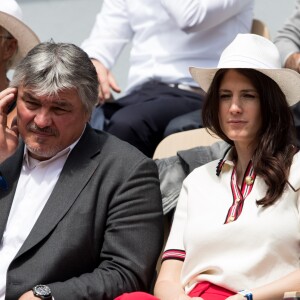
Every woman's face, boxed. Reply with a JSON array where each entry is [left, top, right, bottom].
[[218, 70, 262, 147]]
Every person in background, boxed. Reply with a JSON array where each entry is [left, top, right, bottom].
[[81, 0, 254, 157], [274, 0, 300, 72], [0, 0, 39, 127], [0, 41, 163, 300], [274, 0, 300, 145], [118, 33, 300, 300]]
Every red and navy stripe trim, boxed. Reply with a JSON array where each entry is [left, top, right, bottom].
[[225, 160, 256, 223], [162, 249, 186, 262]]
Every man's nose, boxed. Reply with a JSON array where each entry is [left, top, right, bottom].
[[33, 110, 52, 128]]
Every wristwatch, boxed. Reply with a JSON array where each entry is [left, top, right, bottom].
[[238, 290, 253, 300], [32, 284, 52, 300]]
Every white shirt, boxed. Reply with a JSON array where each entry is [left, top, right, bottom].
[[165, 151, 300, 293], [81, 0, 254, 92], [0, 141, 79, 299]]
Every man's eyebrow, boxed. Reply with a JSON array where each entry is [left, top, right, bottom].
[[23, 92, 40, 101], [22, 92, 73, 107], [52, 100, 73, 107]]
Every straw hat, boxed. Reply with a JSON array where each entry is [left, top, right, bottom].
[[0, 0, 40, 68], [190, 33, 300, 106]]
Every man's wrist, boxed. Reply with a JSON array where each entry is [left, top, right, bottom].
[[32, 285, 52, 300]]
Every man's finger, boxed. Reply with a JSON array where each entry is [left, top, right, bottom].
[[108, 72, 121, 93], [0, 89, 17, 115]]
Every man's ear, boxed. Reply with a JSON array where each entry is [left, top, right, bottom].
[[3, 38, 18, 61]]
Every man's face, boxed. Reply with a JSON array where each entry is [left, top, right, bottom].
[[17, 86, 89, 160]]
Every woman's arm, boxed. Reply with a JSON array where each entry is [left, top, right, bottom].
[[226, 269, 300, 300], [154, 260, 202, 300]]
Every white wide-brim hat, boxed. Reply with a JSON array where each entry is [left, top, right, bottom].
[[190, 33, 300, 106], [0, 0, 40, 68]]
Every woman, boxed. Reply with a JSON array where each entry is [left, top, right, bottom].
[[155, 33, 300, 300], [116, 34, 300, 300]]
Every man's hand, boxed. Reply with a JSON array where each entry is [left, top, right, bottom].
[[18, 290, 41, 300], [0, 87, 19, 163], [285, 52, 300, 73], [91, 59, 121, 104]]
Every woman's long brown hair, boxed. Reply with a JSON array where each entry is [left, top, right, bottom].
[[202, 68, 297, 207]]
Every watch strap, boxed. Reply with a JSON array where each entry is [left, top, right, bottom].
[[238, 290, 253, 300]]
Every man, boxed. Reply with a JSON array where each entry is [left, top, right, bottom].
[[81, 0, 254, 157], [0, 0, 39, 126], [274, 0, 300, 72], [0, 42, 163, 300], [274, 0, 300, 145]]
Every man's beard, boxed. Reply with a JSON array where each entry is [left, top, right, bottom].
[[24, 123, 61, 159]]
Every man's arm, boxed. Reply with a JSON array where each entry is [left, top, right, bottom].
[[81, 0, 132, 102], [81, 0, 133, 69], [274, 0, 300, 70], [160, 0, 253, 32], [19, 157, 164, 300]]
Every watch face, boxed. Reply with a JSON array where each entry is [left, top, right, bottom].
[[34, 285, 51, 296]]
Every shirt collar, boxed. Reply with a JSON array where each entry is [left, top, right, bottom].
[[216, 147, 235, 176]]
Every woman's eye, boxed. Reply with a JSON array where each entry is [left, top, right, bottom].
[[219, 94, 231, 100], [241, 93, 256, 99]]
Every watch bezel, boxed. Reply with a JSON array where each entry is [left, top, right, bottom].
[[32, 284, 52, 299]]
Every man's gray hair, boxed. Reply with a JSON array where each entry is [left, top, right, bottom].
[[10, 41, 99, 115]]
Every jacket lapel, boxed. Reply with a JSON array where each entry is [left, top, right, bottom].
[[0, 143, 24, 239], [15, 126, 107, 259]]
